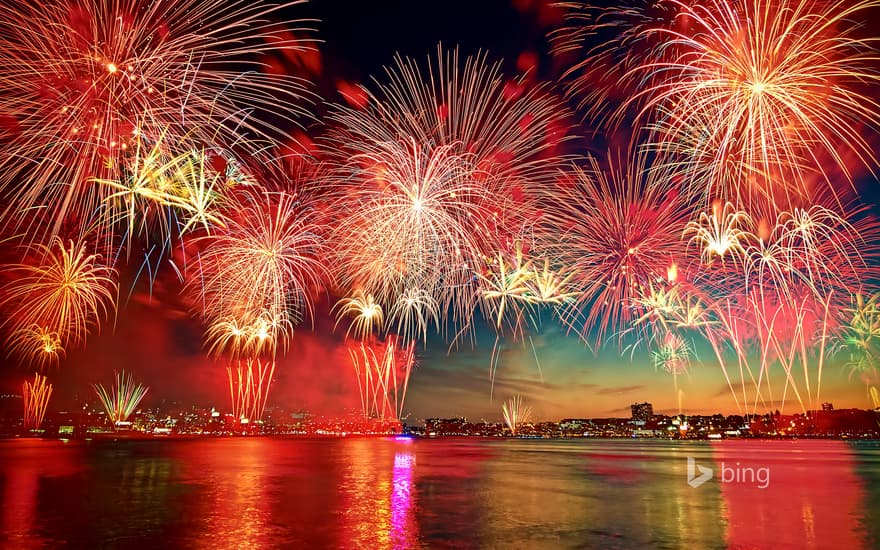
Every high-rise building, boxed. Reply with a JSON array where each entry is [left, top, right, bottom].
[[631, 402, 653, 422], [822, 402, 834, 412]]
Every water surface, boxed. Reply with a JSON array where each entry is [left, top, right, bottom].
[[1, 437, 877, 548]]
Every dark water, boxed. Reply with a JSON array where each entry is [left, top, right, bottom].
[[1, 437, 878, 549]]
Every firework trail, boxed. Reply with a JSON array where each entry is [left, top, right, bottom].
[[184, 186, 321, 421], [0, 0, 315, 244], [479, 244, 539, 397], [526, 258, 580, 307], [387, 287, 440, 346], [479, 244, 538, 335], [22, 374, 53, 431], [347, 337, 415, 422], [227, 358, 276, 423], [93, 370, 149, 425], [477, 241, 578, 395], [502, 395, 532, 436]]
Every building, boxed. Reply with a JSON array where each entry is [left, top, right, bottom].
[[631, 402, 653, 423], [822, 402, 834, 412]]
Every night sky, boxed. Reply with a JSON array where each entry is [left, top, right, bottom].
[[1, 0, 876, 421]]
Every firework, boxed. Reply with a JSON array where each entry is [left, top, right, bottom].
[[838, 294, 880, 379], [526, 259, 579, 306], [22, 374, 53, 431], [688, 196, 878, 413], [773, 205, 864, 296], [347, 338, 415, 422], [228, 358, 276, 423], [187, 165, 329, 423], [96, 133, 235, 248], [1, 237, 117, 351], [651, 331, 691, 375], [7, 325, 65, 369], [331, 139, 492, 334], [333, 291, 384, 341], [479, 246, 536, 334], [501, 395, 532, 436], [478, 245, 541, 394], [632, 280, 713, 334], [205, 309, 293, 361], [537, 154, 692, 346], [93, 370, 149, 425], [325, 47, 570, 338], [685, 201, 752, 265], [194, 187, 327, 357], [0, 0, 315, 242], [387, 287, 440, 345], [632, 0, 880, 209]]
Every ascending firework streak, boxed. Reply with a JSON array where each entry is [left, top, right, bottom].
[[93, 370, 149, 425], [22, 374, 53, 431], [227, 359, 276, 424], [502, 395, 532, 436], [347, 338, 415, 422]]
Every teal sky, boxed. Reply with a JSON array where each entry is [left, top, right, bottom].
[[405, 321, 876, 422]]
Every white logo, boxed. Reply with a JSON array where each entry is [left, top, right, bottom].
[[687, 457, 713, 488], [687, 457, 771, 489]]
